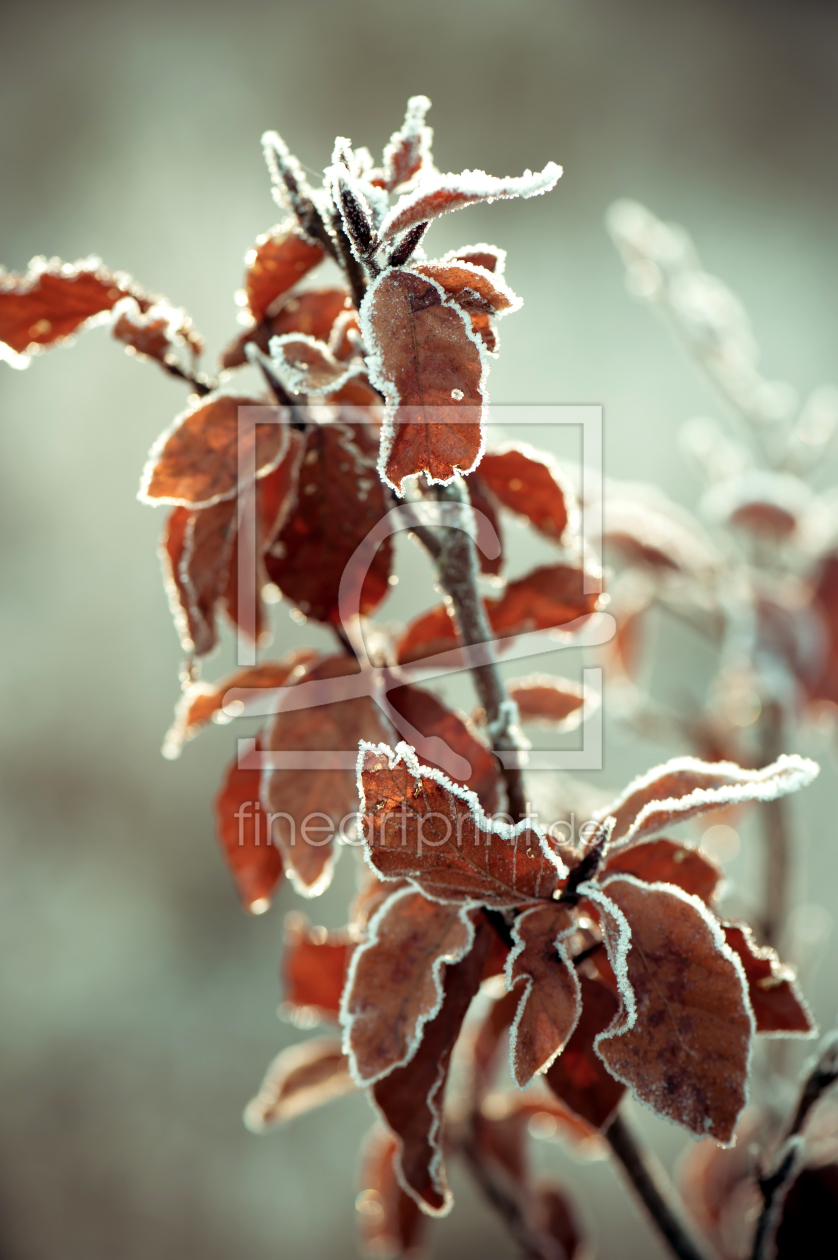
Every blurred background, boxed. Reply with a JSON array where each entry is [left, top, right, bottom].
[[1, 0, 837, 1256]]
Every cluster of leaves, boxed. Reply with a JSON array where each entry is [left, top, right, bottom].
[[2, 100, 833, 1260]]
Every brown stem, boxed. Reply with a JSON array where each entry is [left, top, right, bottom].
[[604, 1112, 713, 1260], [759, 700, 789, 949], [161, 360, 214, 395], [431, 480, 529, 823]]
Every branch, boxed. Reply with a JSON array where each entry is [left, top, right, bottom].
[[604, 1111, 713, 1260], [460, 1121, 563, 1260], [160, 360, 215, 396], [758, 699, 790, 949], [430, 479, 529, 823]]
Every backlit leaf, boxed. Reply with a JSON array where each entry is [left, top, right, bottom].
[[505, 903, 581, 1087], [214, 736, 283, 913], [357, 1124, 426, 1259], [604, 837, 722, 905], [478, 444, 575, 543], [381, 95, 433, 192], [160, 499, 236, 656], [412, 260, 521, 315], [220, 288, 351, 370], [269, 333, 365, 396], [244, 224, 325, 322], [282, 912, 351, 1022], [0, 256, 134, 357], [722, 921, 815, 1036], [112, 295, 202, 363], [507, 677, 588, 731], [244, 1036, 353, 1130]]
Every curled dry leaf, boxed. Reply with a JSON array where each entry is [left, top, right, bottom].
[[591, 875, 753, 1144], [265, 419, 392, 624], [282, 912, 351, 1022], [244, 224, 325, 322], [545, 970, 627, 1131], [220, 288, 351, 370], [361, 268, 487, 494], [160, 499, 237, 657], [412, 260, 521, 315], [722, 921, 816, 1036], [478, 445, 575, 543], [372, 920, 491, 1216], [214, 736, 283, 914], [111, 295, 202, 364], [508, 676, 588, 730], [264, 656, 394, 897], [381, 95, 433, 192], [356, 1124, 426, 1259], [0, 256, 135, 357], [342, 886, 476, 1085], [397, 564, 601, 665], [358, 741, 566, 908], [269, 333, 365, 396], [244, 1036, 354, 1131], [385, 683, 500, 814], [505, 904, 581, 1088], [140, 393, 288, 508], [597, 753, 819, 853], [442, 243, 506, 275], [378, 162, 562, 243], [163, 651, 316, 758], [604, 837, 723, 906]]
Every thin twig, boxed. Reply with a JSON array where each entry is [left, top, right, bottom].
[[604, 1111, 712, 1260], [759, 700, 790, 949], [161, 360, 215, 395]]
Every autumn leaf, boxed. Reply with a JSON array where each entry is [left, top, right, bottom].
[[214, 736, 283, 914], [358, 741, 566, 908], [268, 333, 366, 396], [508, 676, 590, 731], [244, 1036, 354, 1131], [265, 419, 392, 624], [412, 260, 521, 315], [140, 393, 288, 508], [356, 1125, 426, 1259], [385, 683, 500, 814], [378, 162, 562, 243], [341, 886, 477, 1084], [0, 256, 135, 358], [545, 971, 627, 1131], [360, 268, 487, 494], [505, 903, 581, 1087], [380, 95, 434, 192], [589, 875, 754, 1144], [111, 295, 202, 364], [160, 499, 237, 656], [478, 444, 576, 543], [722, 921, 815, 1036], [442, 243, 507, 275], [604, 837, 722, 905], [263, 656, 394, 897], [597, 753, 819, 853], [220, 288, 351, 370], [244, 224, 325, 322], [372, 920, 491, 1215], [282, 912, 351, 1023]]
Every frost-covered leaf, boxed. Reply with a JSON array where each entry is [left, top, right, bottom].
[[356, 1124, 426, 1259], [598, 754, 819, 853], [214, 736, 283, 913], [282, 912, 351, 1023], [220, 288, 351, 370], [244, 1036, 354, 1131], [397, 564, 602, 665], [378, 163, 562, 243], [372, 920, 490, 1215], [342, 886, 477, 1084], [507, 677, 589, 731], [160, 499, 237, 656], [386, 683, 500, 814], [412, 260, 521, 315], [244, 224, 325, 322], [139, 393, 288, 508], [545, 971, 626, 1131], [265, 419, 392, 624], [264, 655, 394, 897], [164, 650, 316, 758], [478, 444, 576, 543], [604, 838, 722, 905], [0, 256, 135, 357], [591, 875, 753, 1143], [722, 921, 815, 1037], [358, 741, 566, 908], [268, 333, 365, 396], [111, 295, 203, 364], [505, 904, 581, 1087], [361, 268, 487, 494], [381, 95, 434, 192], [442, 243, 506, 275]]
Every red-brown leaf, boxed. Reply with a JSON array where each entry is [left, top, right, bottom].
[[545, 971, 627, 1131], [722, 921, 815, 1036], [214, 736, 283, 913], [357, 1125, 426, 1258], [220, 288, 352, 370], [265, 419, 392, 624], [604, 838, 722, 905], [111, 295, 203, 363], [359, 741, 566, 908], [140, 393, 288, 508], [372, 920, 491, 1215], [160, 499, 237, 656], [444, 243, 506, 275], [244, 1036, 353, 1130], [342, 887, 477, 1084], [478, 445, 575, 542], [269, 334, 366, 397], [378, 163, 562, 242], [591, 876, 753, 1143], [245, 225, 325, 322], [0, 257, 132, 355], [381, 95, 433, 192], [361, 268, 486, 494], [412, 260, 520, 315], [264, 656, 393, 896], [385, 683, 500, 814], [282, 912, 351, 1022], [508, 677, 588, 729], [598, 754, 818, 852], [506, 904, 581, 1087]]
